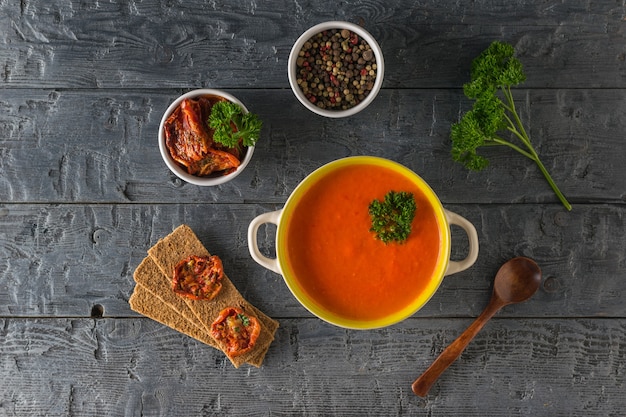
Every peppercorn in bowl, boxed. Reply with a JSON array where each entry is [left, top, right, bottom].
[[158, 89, 261, 186], [288, 21, 384, 118]]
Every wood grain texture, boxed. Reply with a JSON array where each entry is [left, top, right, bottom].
[[0, 203, 624, 318], [0, 317, 624, 416], [1, 0, 625, 89], [0, 89, 624, 204]]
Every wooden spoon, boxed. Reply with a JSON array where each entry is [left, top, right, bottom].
[[412, 257, 542, 397]]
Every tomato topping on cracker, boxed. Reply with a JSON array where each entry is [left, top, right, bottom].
[[172, 255, 224, 300], [210, 307, 261, 357]]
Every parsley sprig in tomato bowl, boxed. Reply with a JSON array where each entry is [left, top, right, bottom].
[[159, 89, 262, 186]]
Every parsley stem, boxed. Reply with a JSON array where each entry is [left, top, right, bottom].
[[491, 135, 534, 160], [502, 87, 572, 211], [531, 152, 573, 211]]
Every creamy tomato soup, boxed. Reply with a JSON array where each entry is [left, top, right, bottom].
[[284, 163, 442, 321]]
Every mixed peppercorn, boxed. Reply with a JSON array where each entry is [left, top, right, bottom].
[[295, 28, 377, 111]]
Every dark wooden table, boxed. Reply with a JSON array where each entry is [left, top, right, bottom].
[[1, 1, 625, 415]]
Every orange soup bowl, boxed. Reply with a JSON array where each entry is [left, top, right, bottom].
[[248, 156, 479, 329]]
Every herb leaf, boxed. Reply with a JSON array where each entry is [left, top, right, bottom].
[[236, 313, 250, 327], [369, 191, 417, 244], [208, 101, 262, 148], [450, 41, 571, 211]]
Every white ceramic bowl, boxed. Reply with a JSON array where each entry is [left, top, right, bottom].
[[158, 88, 255, 186], [288, 21, 385, 118]]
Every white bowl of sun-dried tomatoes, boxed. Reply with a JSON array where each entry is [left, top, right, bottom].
[[158, 89, 261, 186]]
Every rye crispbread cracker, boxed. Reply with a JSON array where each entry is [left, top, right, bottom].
[[129, 284, 217, 348], [132, 256, 273, 367], [133, 256, 209, 336], [132, 257, 219, 348], [146, 224, 278, 367]]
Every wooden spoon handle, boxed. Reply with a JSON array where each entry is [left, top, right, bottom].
[[412, 298, 504, 396]]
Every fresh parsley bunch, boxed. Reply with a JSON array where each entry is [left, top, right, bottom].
[[369, 191, 417, 244], [451, 41, 571, 211], [208, 101, 262, 148]]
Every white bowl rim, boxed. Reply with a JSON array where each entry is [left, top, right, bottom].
[[288, 21, 385, 118], [158, 88, 255, 186]]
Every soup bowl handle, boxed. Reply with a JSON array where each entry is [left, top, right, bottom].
[[444, 209, 479, 276], [248, 209, 283, 275]]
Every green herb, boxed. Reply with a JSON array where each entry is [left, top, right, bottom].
[[208, 101, 262, 148], [236, 313, 250, 327], [369, 191, 417, 244], [451, 41, 571, 211]]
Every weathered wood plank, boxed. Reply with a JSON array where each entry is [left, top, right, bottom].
[[0, 203, 624, 318], [1, 0, 625, 89], [0, 88, 623, 204], [0, 317, 624, 416]]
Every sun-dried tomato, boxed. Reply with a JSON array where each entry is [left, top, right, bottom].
[[172, 255, 224, 301], [164, 99, 211, 168], [210, 307, 261, 357], [191, 148, 241, 177], [163, 96, 242, 177]]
